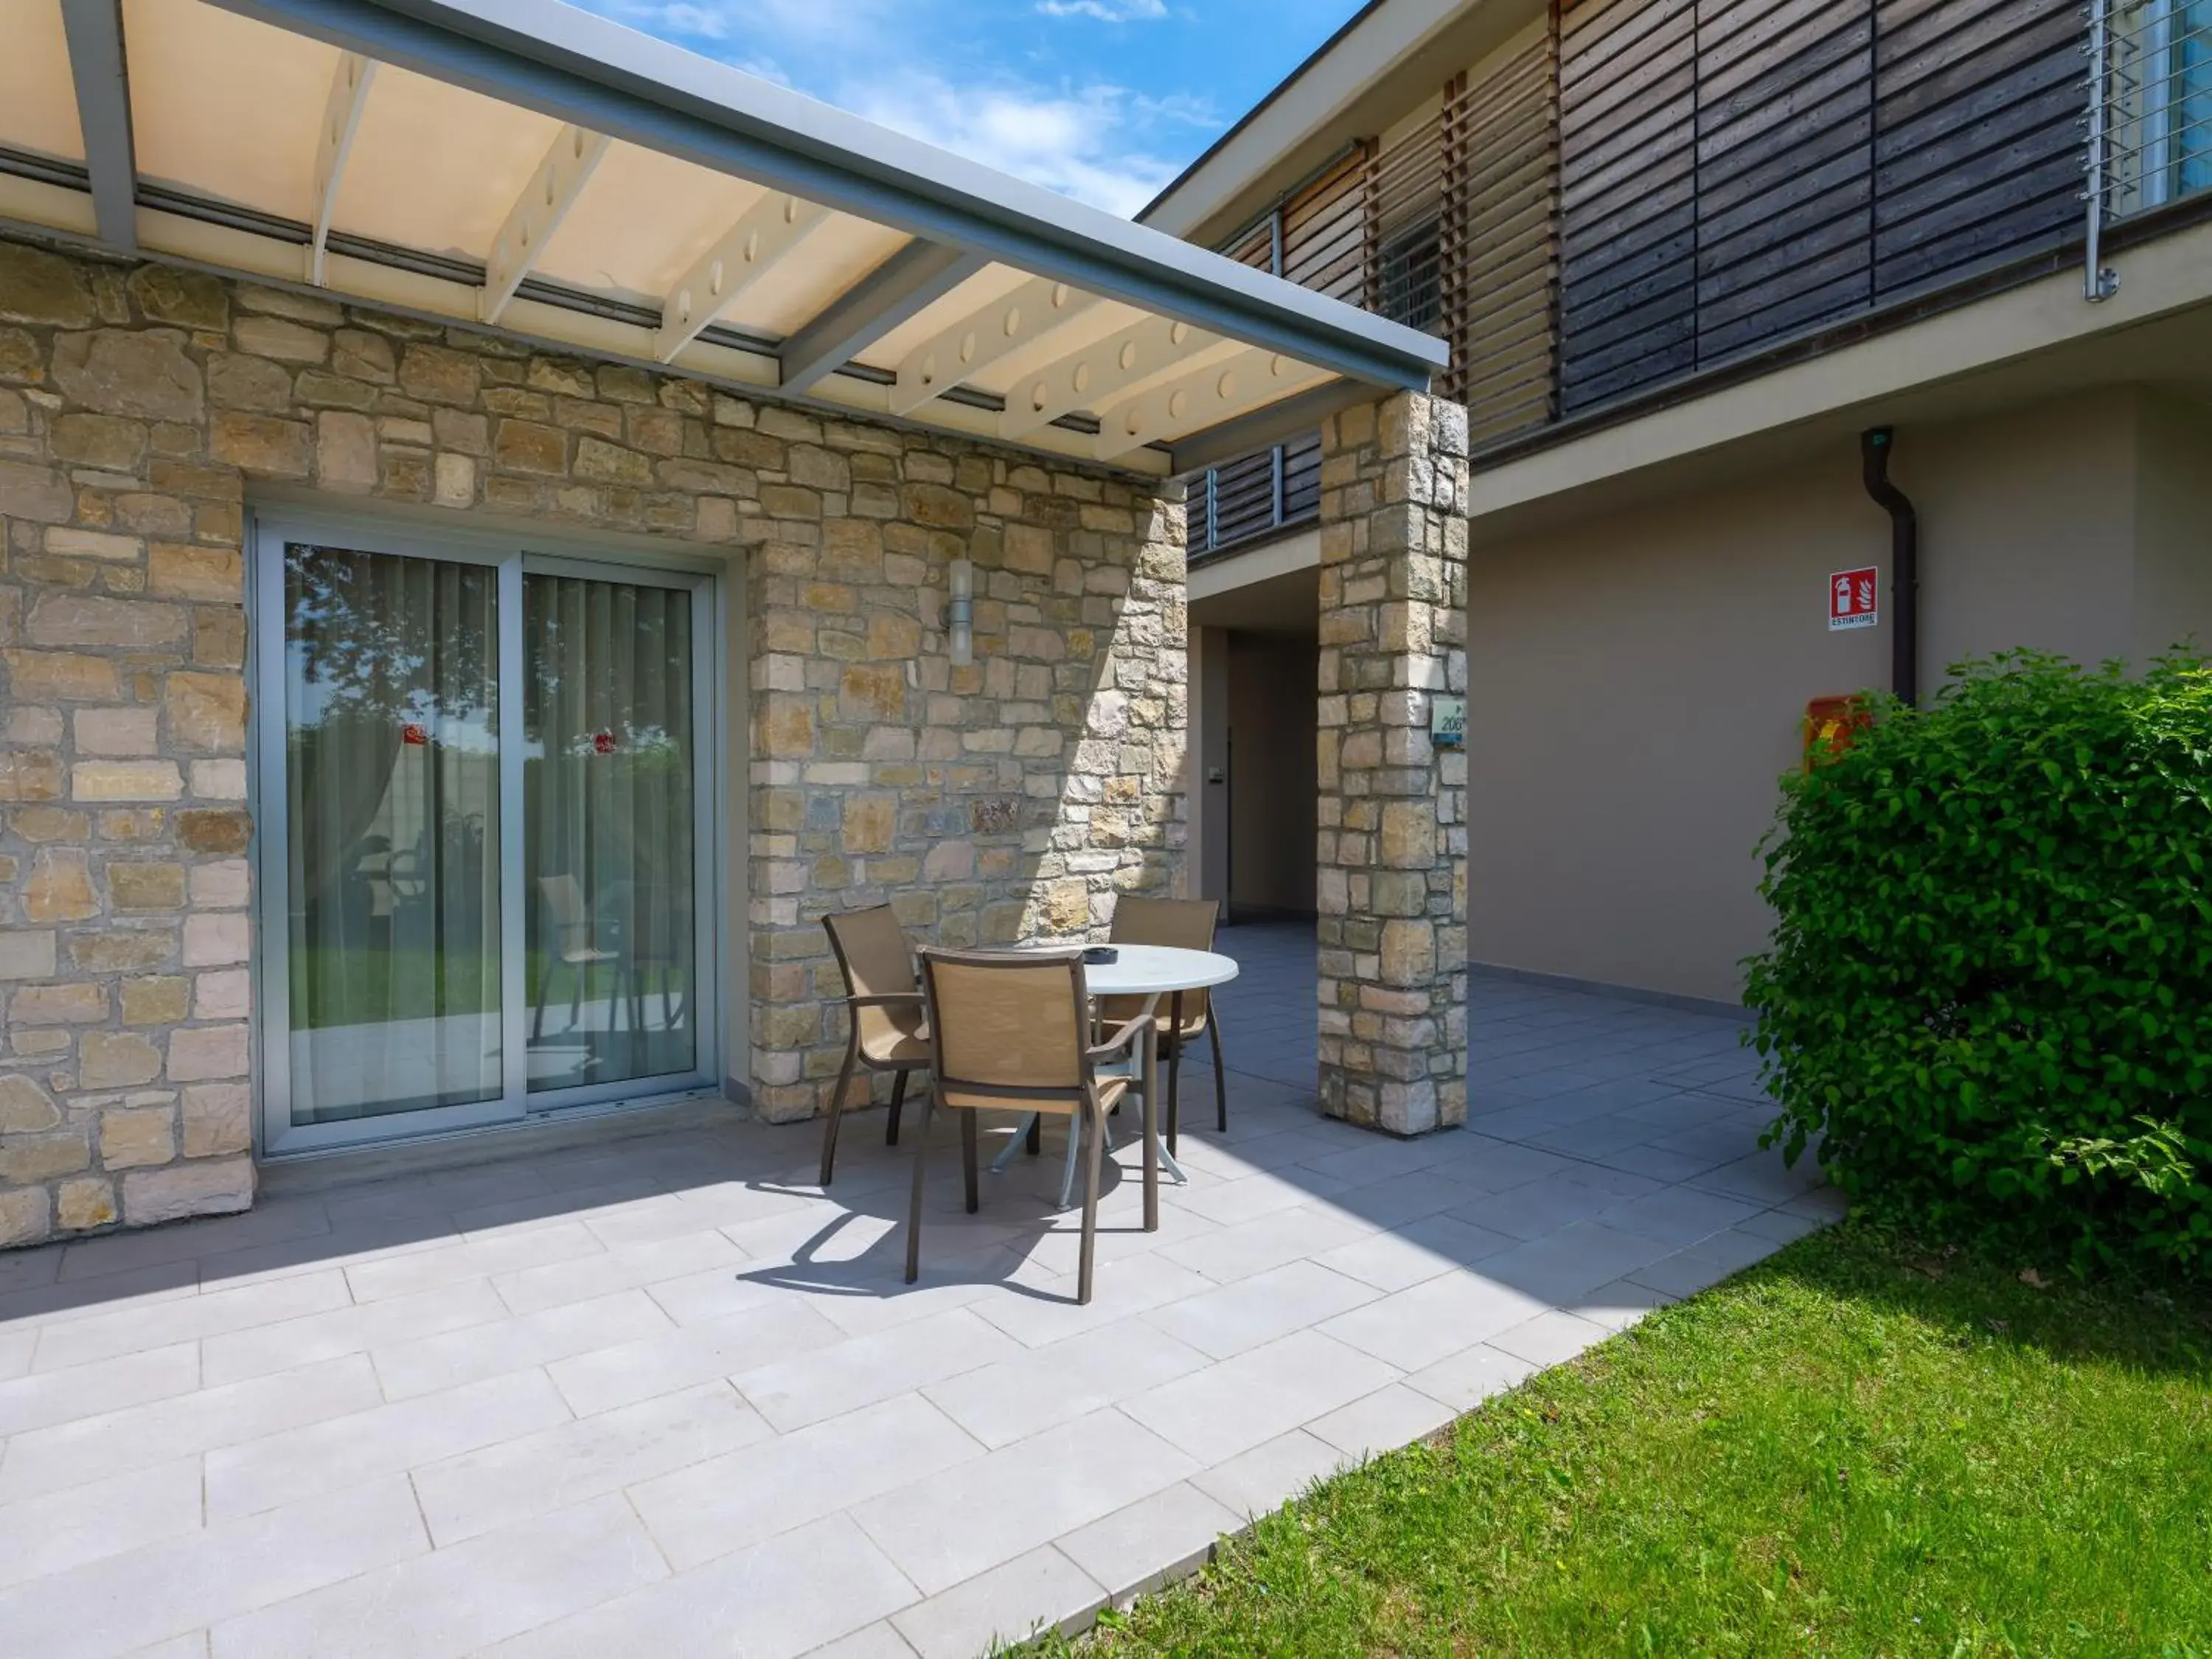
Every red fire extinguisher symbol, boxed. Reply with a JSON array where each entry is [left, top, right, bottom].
[[1829, 566, 1878, 631]]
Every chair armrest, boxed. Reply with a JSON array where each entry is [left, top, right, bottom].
[[1087, 1013, 1150, 1062]]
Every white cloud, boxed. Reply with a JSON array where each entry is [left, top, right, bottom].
[[1034, 0, 1169, 20]]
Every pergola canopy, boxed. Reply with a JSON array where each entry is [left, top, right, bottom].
[[0, 0, 1447, 474]]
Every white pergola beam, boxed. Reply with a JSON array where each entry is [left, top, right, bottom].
[[891, 274, 1099, 416], [999, 313, 1235, 442], [307, 52, 376, 286], [59, 0, 137, 253], [655, 189, 830, 363], [1094, 347, 1333, 462], [481, 123, 610, 324]]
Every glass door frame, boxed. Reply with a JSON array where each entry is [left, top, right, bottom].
[[248, 509, 723, 1159]]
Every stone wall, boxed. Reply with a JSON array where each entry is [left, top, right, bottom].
[[0, 232, 1186, 1245], [1315, 392, 1470, 1135]]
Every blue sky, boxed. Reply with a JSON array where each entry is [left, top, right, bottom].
[[569, 0, 1358, 218]]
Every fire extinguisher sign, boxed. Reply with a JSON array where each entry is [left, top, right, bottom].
[[1829, 566, 1879, 631]]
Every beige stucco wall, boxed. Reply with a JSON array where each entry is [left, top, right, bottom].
[[1469, 385, 2212, 1004]]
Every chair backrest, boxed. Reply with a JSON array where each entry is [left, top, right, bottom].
[[1107, 896, 1221, 1020], [823, 906, 919, 1051], [919, 947, 1090, 1102], [538, 874, 588, 935]]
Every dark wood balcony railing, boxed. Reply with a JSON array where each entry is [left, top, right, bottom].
[[1182, 0, 2211, 546]]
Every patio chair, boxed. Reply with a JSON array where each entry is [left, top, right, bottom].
[[531, 874, 625, 1040], [1103, 895, 1228, 1147], [819, 905, 931, 1186], [910, 947, 1146, 1304]]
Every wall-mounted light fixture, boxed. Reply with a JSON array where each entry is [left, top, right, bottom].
[[947, 556, 974, 667]]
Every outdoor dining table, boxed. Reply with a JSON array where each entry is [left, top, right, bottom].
[[987, 941, 1239, 1231]]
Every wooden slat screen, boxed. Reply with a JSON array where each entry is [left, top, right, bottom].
[[1557, 0, 2086, 415], [1441, 33, 1561, 445], [1281, 148, 1372, 303], [1368, 111, 1447, 330]]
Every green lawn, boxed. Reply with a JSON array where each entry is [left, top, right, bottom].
[[1042, 1224, 2212, 1658]]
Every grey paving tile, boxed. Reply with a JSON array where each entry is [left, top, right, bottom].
[[734, 1305, 1019, 1432], [0, 1338, 201, 1436], [1318, 1271, 1548, 1373], [544, 1297, 845, 1417], [1187, 1428, 1349, 1519], [200, 1280, 508, 1388], [629, 1391, 983, 1571], [1142, 1259, 1379, 1360], [0, 1456, 204, 1590], [1055, 1482, 1239, 1601], [1628, 1226, 1786, 1298], [797, 1622, 921, 1659], [29, 1269, 353, 1372], [964, 1255, 1214, 1348], [1303, 1382, 1457, 1462], [852, 1408, 1197, 1593], [1157, 1203, 1371, 1284], [341, 1222, 608, 1303], [209, 1493, 666, 1659], [1402, 1341, 1541, 1413], [490, 1228, 745, 1315], [1573, 1279, 1677, 1332], [1686, 1148, 1825, 1205], [1445, 1166, 1663, 1241], [922, 1318, 1211, 1450], [1315, 1212, 1515, 1292], [52, 1200, 333, 1285], [413, 1381, 769, 1545], [368, 1287, 672, 1400], [0, 1353, 384, 1504], [481, 1512, 918, 1659], [1593, 1184, 1767, 1247], [1470, 1221, 1680, 1306], [889, 1545, 1107, 1659], [1488, 1308, 1615, 1369], [1121, 1329, 1398, 1463], [0, 1475, 425, 1659], [205, 1367, 574, 1520]]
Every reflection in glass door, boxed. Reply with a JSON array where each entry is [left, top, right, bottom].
[[524, 573, 697, 1092], [257, 522, 714, 1154]]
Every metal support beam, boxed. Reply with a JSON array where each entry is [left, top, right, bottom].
[[307, 53, 377, 285], [481, 122, 608, 324], [779, 238, 987, 395], [1169, 380, 1373, 475], [655, 188, 829, 362], [1095, 347, 1332, 464], [1001, 313, 1234, 442], [891, 272, 1099, 415], [59, 0, 136, 253]]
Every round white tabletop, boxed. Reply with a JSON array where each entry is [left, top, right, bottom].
[[1071, 942, 1239, 998]]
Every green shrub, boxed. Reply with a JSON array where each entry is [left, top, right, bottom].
[[1745, 650, 2212, 1276]]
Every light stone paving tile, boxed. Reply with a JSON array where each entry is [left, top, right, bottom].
[[1488, 1308, 1616, 1369], [1318, 1271, 1550, 1374], [1314, 1212, 1516, 1293], [1594, 1183, 1767, 1246], [199, 1280, 508, 1387], [1400, 1340, 1542, 1413], [964, 1256, 1214, 1349], [341, 1222, 608, 1303], [796, 1620, 921, 1659], [1005, 1196, 1224, 1281], [0, 1338, 201, 1436], [1444, 1165, 1664, 1240], [490, 1228, 747, 1316], [545, 1299, 847, 1419], [718, 1203, 902, 1269], [1156, 1204, 1373, 1285], [1158, 1166, 1355, 1228], [193, 1215, 465, 1291], [1293, 1134, 1459, 1189], [52, 1200, 334, 1285], [802, 1246, 1043, 1339], [645, 1259, 821, 1326], [1141, 1259, 1380, 1360], [1583, 1141, 1737, 1185], [586, 1182, 821, 1248], [852, 1408, 1197, 1594], [1120, 1329, 1399, 1464], [733, 1305, 1020, 1433], [1304, 1382, 1458, 1462], [368, 1287, 674, 1401], [1574, 1279, 1677, 1332], [204, 1366, 574, 1520], [0, 1245, 60, 1300], [1520, 1112, 1668, 1158], [1320, 1166, 1498, 1233], [0, 1325, 34, 1382], [449, 1174, 672, 1242], [120, 1635, 210, 1658], [922, 1318, 1211, 1452], [629, 1391, 984, 1572], [480, 1511, 917, 1659], [1684, 1150, 1823, 1206], [0, 1353, 383, 1504], [1186, 1428, 1349, 1520], [29, 1269, 354, 1373], [0, 1475, 426, 1659], [208, 1493, 667, 1659], [412, 1381, 770, 1545], [888, 1545, 1107, 1659], [1055, 1481, 1240, 1602], [1628, 1226, 1785, 1299], [0, 1456, 205, 1590], [1732, 1206, 1829, 1246], [1472, 1221, 1683, 1306]]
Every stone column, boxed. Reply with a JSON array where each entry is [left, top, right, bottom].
[[1315, 391, 1470, 1136]]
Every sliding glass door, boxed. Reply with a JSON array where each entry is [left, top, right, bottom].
[[255, 518, 715, 1155]]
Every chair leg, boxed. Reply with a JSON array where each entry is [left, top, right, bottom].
[[1026, 1115, 1043, 1156], [1077, 1100, 1104, 1305], [905, 1090, 936, 1284], [960, 1108, 979, 1215], [820, 1034, 859, 1187], [531, 952, 554, 1040], [1165, 1032, 1180, 1160], [1210, 1014, 1228, 1133], [567, 959, 584, 1032], [886, 1068, 908, 1147]]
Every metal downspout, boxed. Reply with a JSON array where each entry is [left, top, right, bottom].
[[1861, 427, 1919, 706]]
